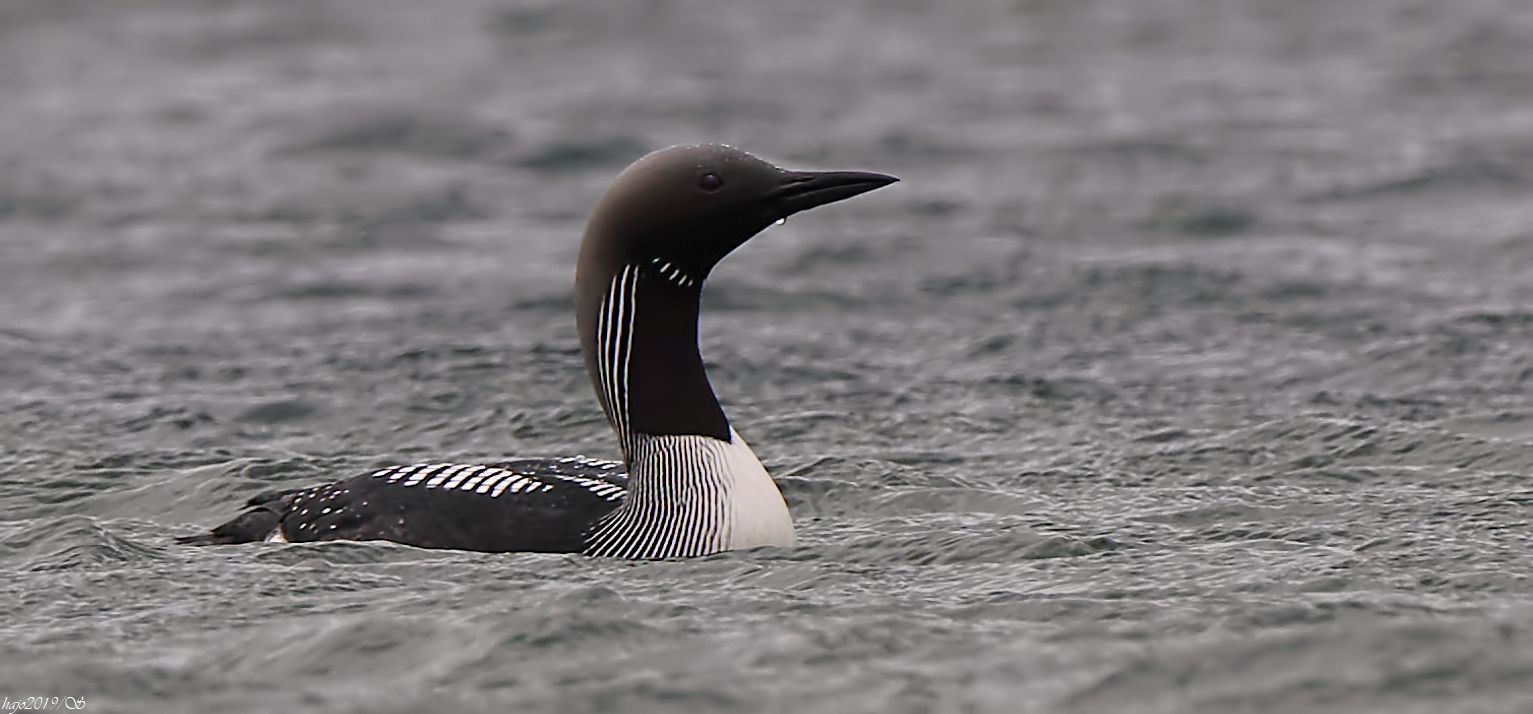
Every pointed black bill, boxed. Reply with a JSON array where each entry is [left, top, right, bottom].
[[772, 169, 899, 217]]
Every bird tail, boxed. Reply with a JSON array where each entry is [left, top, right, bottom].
[[175, 488, 299, 545]]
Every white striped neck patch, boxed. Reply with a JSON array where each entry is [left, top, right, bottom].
[[583, 428, 794, 559]]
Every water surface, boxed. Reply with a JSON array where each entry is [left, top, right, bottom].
[[2, 1, 1532, 712]]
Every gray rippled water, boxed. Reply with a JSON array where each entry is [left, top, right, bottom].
[[2, 1, 1532, 712]]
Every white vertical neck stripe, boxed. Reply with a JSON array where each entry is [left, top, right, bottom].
[[595, 264, 639, 458]]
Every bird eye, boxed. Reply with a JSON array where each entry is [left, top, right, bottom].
[[698, 172, 723, 192]]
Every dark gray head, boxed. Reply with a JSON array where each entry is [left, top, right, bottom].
[[575, 144, 897, 453], [577, 144, 897, 289]]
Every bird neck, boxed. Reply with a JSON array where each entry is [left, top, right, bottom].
[[574, 260, 796, 558], [576, 261, 730, 462]]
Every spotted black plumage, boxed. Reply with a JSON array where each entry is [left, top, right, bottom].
[[180, 457, 627, 553]]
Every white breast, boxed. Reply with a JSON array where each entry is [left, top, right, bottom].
[[718, 428, 795, 549]]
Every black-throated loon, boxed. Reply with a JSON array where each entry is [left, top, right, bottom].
[[178, 144, 897, 559]]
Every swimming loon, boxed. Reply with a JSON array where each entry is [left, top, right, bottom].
[[179, 144, 897, 558]]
